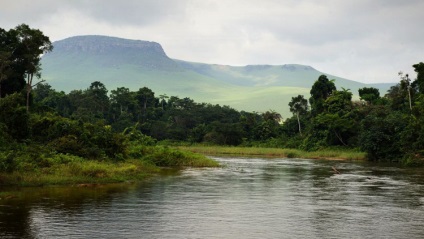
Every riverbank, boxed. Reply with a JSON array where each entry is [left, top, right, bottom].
[[0, 146, 219, 187], [176, 146, 367, 160], [0, 145, 365, 187]]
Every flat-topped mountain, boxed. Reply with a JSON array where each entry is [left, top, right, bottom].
[[53, 35, 166, 55], [41, 35, 393, 117]]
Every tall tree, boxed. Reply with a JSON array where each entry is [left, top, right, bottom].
[[315, 89, 355, 146], [8, 24, 53, 112], [309, 75, 336, 115], [399, 72, 413, 111], [136, 87, 155, 122], [412, 62, 424, 94], [110, 87, 135, 114], [358, 87, 380, 104], [158, 94, 169, 110], [88, 81, 109, 113], [288, 95, 308, 135], [0, 28, 19, 98], [0, 51, 11, 98]]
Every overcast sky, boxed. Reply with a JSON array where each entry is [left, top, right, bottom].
[[1, 0, 423, 83]]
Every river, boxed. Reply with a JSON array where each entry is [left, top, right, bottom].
[[1, 157, 424, 238]]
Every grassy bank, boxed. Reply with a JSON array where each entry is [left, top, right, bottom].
[[0, 145, 219, 187], [176, 145, 366, 160]]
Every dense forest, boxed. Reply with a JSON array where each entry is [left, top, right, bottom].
[[1, 24, 424, 172]]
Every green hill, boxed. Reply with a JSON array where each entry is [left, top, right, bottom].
[[41, 35, 393, 117]]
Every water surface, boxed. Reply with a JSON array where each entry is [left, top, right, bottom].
[[1, 157, 423, 238]]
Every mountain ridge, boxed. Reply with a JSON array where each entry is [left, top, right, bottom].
[[40, 35, 394, 117]]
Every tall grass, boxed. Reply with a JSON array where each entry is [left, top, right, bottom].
[[176, 146, 366, 160], [0, 145, 219, 186], [130, 145, 219, 167], [0, 159, 159, 186]]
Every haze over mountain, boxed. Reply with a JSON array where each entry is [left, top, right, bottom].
[[41, 35, 393, 117]]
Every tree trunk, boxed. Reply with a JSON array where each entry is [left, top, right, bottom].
[[334, 130, 347, 146], [296, 112, 302, 136], [26, 74, 33, 113]]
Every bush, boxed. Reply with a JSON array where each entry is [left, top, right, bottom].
[[0, 151, 17, 172], [142, 146, 218, 167], [0, 93, 30, 140], [359, 111, 406, 161]]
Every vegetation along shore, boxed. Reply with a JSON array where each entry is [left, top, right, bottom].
[[175, 146, 366, 161], [1, 24, 424, 186]]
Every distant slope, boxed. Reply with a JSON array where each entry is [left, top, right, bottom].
[[41, 35, 394, 117]]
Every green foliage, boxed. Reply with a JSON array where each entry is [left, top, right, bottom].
[[0, 151, 17, 172], [204, 122, 244, 145], [359, 109, 406, 161], [309, 75, 336, 115], [0, 24, 52, 98], [3, 30, 424, 175], [0, 93, 30, 140], [142, 146, 219, 167], [358, 87, 380, 104], [412, 62, 424, 93], [289, 95, 308, 115]]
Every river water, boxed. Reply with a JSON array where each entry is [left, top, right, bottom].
[[1, 157, 424, 239]]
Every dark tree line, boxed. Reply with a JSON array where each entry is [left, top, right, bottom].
[[30, 81, 282, 146], [1, 24, 424, 165], [283, 65, 424, 164]]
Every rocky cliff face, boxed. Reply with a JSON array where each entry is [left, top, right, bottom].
[[51, 35, 167, 56], [45, 35, 180, 71]]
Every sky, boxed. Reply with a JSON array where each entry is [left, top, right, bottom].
[[1, 0, 423, 83]]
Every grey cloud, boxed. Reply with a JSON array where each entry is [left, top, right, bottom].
[[243, 1, 423, 47], [1, 0, 423, 83], [71, 0, 189, 26], [0, 0, 189, 28], [0, 0, 61, 28]]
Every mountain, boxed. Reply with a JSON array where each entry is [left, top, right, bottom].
[[41, 35, 394, 117]]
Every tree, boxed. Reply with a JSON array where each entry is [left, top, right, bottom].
[[136, 87, 155, 122], [358, 87, 380, 104], [0, 51, 12, 98], [387, 72, 417, 112], [315, 89, 356, 146], [158, 94, 169, 110], [359, 109, 406, 161], [0, 93, 30, 140], [88, 81, 109, 114], [262, 110, 282, 124], [288, 95, 308, 135], [412, 62, 424, 94], [309, 75, 336, 115], [110, 87, 136, 115], [33, 83, 71, 115], [0, 27, 15, 98], [399, 72, 413, 111], [7, 24, 53, 112]]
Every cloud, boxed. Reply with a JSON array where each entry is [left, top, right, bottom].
[[1, 0, 423, 83]]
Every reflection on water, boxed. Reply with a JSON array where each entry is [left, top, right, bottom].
[[1, 157, 424, 239]]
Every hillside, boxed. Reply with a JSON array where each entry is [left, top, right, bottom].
[[41, 35, 393, 117]]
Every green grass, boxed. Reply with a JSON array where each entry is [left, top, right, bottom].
[[0, 159, 158, 186], [129, 145, 220, 167], [0, 145, 219, 187], [176, 145, 366, 160]]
